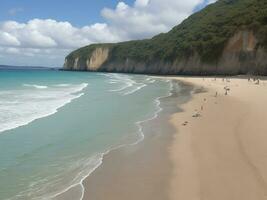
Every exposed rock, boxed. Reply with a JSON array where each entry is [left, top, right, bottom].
[[63, 0, 267, 75], [63, 30, 267, 75], [86, 47, 109, 71]]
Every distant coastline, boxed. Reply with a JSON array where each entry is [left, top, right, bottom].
[[0, 65, 58, 70]]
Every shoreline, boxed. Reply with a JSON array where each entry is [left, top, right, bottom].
[[164, 76, 267, 200], [58, 75, 267, 200], [77, 80, 193, 200], [54, 79, 190, 200]]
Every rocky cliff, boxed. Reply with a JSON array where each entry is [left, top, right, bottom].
[[64, 0, 267, 75]]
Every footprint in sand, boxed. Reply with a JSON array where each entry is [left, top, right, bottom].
[[182, 121, 189, 126]]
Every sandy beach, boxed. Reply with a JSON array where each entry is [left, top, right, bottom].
[[78, 75, 267, 200], [80, 81, 193, 200], [167, 76, 267, 200]]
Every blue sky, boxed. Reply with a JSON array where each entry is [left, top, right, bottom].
[[0, 0, 215, 67], [0, 0, 135, 27]]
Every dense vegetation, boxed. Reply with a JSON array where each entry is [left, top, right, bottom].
[[67, 0, 267, 64]]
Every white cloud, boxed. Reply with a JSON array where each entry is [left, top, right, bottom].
[[0, 0, 217, 66], [0, 31, 20, 46], [0, 19, 120, 49], [101, 0, 206, 40], [208, 0, 217, 3], [6, 47, 20, 54], [135, 0, 150, 7]]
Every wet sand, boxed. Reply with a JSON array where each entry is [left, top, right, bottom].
[[78, 76, 267, 200], [81, 81, 193, 200]]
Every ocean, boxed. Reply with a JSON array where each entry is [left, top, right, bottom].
[[0, 69, 175, 200]]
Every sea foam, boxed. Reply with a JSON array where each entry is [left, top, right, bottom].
[[0, 83, 88, 133], [23, 84, 48, 89], [104, 73, 148, 95]]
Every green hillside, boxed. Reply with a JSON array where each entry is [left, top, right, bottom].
[[66, 0, 267, 67]]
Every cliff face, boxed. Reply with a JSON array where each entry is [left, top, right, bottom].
[[86, 47, 109, 71], [64, 30, 267, 75], [64, 0, 267, 75], [214, 31, 267, 75], [64, 47, 109, 71]]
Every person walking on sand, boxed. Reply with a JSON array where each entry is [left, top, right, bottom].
[[224, 86, 230, 95]]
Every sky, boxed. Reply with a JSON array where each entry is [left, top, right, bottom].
[[0, 0, 216, 67]]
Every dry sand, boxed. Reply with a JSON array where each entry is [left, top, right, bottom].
[[78, 76, 267, 200], [166, 76, 267, 200]]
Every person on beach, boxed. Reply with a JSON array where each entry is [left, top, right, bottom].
[[224, 86, 230, 95], [193, 111, 200, 118]]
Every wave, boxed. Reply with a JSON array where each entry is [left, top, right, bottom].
[[0, 83, 88, 134], [54, 84, 71, 87], [107, 80, 119, 84], [47, 80, 174, 200], [105, 74, 136, 92], [4, 77, 174, 200], [109, 82, 134, 92], [103, 73, 147, 95], [23, 84, 48, 89], [122, 83, 147, 96], [145, 77, 156, 84]]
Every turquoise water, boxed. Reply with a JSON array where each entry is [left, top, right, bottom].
[[0, 70, 172, 200]]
